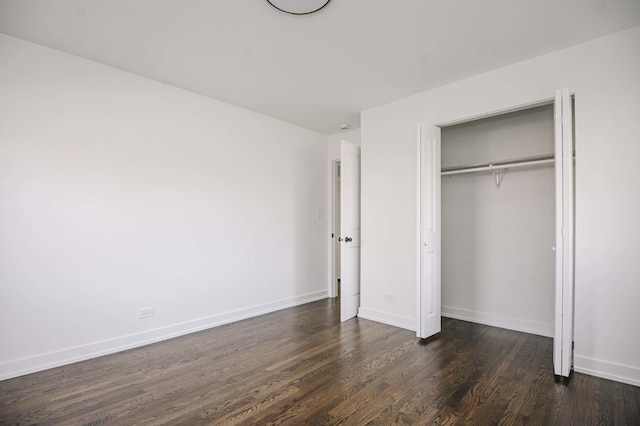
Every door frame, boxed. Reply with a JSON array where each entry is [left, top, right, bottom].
[[331, 159, 341, 298]]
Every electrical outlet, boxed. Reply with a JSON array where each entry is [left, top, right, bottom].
[[384, 293, 396, 303], [138, 307, 155, 319]]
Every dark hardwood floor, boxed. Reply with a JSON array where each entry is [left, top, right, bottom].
[[1, 299, 638, 425]]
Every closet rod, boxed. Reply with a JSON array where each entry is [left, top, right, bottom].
[[441, 153, 554, 176]]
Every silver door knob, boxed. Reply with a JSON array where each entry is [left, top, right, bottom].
[[344, 237, 352, 242]]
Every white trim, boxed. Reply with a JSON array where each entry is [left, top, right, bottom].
[[330, 159, 340, 298], [574, 355, 640, 387], [416, 122, 422, 337], [0, 291, 328, 381], [358, 307, 416, 331], [436, 97, 555, 128], [442, 306, 554, 338]]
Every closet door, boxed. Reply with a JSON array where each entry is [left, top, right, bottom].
[[553, 88, 574, 378], [417, 124, 442, 339]]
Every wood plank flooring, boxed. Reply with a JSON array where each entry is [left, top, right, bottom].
[[1, 298, 639, 425]]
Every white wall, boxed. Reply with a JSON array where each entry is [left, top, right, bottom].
[[360, 26, 640, 386], [326, 129, 360, 296], [0, 34, 328, 380], [441, 106, 555, 337]]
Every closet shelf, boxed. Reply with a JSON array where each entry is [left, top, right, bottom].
[[441, 153, 554, 176]]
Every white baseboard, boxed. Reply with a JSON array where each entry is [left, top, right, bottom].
[[357, 307, 416, 331], [574, 355, 640, 387], [0, 290, 328, 381], [442, 305, 554, 338]]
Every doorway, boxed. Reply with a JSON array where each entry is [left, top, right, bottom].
[[440, 104, 556, 338], [417, 89, 575, 378]]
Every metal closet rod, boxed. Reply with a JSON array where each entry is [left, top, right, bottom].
[[441, 153, 555, 176]]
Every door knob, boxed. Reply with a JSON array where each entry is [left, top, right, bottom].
[[344, 237, 352, 242]]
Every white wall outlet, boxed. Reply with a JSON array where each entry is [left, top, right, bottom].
[[384, 293, 396, 303], [138, 307, 155, 319]]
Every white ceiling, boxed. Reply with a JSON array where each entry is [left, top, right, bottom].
[[1, 0, 639, 135]]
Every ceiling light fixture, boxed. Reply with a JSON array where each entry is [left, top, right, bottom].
[[266, 0, 331, 15]]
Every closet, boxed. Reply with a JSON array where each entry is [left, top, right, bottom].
[[440, 105, 556, 338], [417, 90, 575, 378]]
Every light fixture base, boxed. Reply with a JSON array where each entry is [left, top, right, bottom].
[[266, 0, 331, 15]]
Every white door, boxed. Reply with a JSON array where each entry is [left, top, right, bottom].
[[417, 124, 442, 339], [553, 88, 575, 378], [340, 140, 361, 322]]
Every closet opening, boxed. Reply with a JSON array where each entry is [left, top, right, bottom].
[[418, 90, 575, 378], [440, 104, 556, 338]]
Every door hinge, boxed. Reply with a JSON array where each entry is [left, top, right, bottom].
[[331, 233, 334, 238]]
